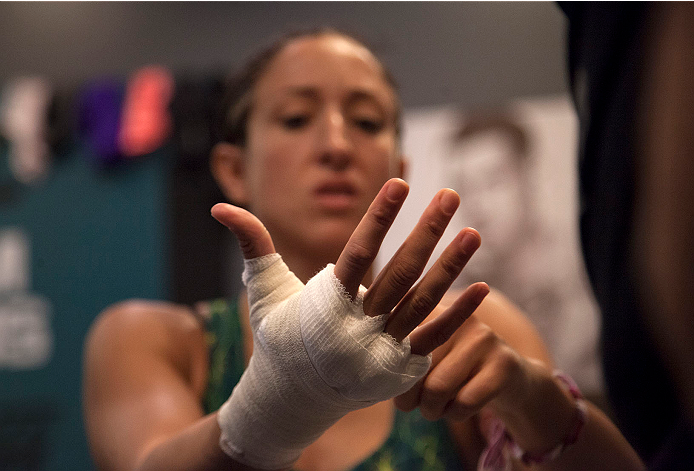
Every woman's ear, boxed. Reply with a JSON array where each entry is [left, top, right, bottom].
[[210, 142, 249, 205]]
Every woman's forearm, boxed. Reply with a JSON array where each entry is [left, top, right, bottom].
[[134, 413, 286, 471], [535, 403, 644, 471]]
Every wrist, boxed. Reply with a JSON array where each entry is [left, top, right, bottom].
[[497, 361, 578, 453], [479, 370, 588, 470], [510, 372, 588, 464]]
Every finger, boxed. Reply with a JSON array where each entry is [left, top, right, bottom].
[[394, 332, 454, 412], [385, 228, 482, 342], [439, 355, 513, 421], [424, 339, 523, 422], [364, 188, 460, 316], [408, 282, 489, 356], [394, 377, 425, 413], [211, 203, 275, 259], [334, 178, 409, 299], [416, 321, 496, 421], [395, 312, 492, 416]]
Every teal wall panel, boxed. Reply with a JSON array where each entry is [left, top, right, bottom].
[[0, 143, 170, 470]]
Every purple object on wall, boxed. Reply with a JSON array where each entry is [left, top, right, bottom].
[[79, 79, 125, 166]]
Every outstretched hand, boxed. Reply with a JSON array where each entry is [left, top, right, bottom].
[[211, 177, 489, 357]]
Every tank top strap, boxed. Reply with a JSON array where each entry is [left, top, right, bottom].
[[202, 298, 246, 414]]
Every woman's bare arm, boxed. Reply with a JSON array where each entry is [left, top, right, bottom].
[[83, 300, 270, 471]]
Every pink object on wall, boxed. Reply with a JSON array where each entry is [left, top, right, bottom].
[[118, 66, 175, 158]]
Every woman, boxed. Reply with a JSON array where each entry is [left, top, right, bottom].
[[83, 29, 643, 471]]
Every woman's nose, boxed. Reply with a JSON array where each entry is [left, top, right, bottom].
[[317, 110, 352, 170]]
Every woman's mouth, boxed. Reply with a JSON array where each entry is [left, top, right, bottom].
[[314, 182, 358, 211]]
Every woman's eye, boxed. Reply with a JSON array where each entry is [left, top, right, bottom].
[[355, 118, 383, 134], [282, 115, 309, 129]]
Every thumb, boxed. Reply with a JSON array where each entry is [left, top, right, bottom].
[[212, 203, 301, 329], [211, 203, 275, 259]]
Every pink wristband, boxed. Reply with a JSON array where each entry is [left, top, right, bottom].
[[478, 371, 588, 471]]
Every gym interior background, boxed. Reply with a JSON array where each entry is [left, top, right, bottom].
[[0, 3, 567, 470]]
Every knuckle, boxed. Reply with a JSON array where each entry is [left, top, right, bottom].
[[453, 390, 484, 412], [481, 324, 498, 344], [408, 292, 436, 320], [495, 346, 523, 376], [470, 323, 497, 349], [421, 219, 446, 241], [388, 259, 422, 289], [343, 240, 374, 271], [369, 205, 395, 230], [420, 379, 457, 422], [237, 237, 255, 256], [422, 376, 453, 402], [433, 328, 454, 348], [438, 255, 463, 279]]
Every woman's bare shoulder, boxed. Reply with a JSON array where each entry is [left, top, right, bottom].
[[85, 299, 209, 391], [88, 299, 205, 345]]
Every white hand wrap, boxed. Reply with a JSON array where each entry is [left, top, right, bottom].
[[217, 254, 431, 469]]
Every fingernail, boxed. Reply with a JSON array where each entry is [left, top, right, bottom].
[[386, 179, 408, 201], [475, 283, 490, 303], [460, 230, 480, 253], [439, 190, 459, 216]]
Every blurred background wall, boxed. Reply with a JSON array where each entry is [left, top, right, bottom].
[[0, 2, 567, 106], [0, 3, 568, 470]]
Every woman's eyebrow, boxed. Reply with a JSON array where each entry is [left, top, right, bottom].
[[281, 86, 320, 100], [346, 90, 391, 116], [276, 86, 391, 116], [281, 86, 385, 102], [347, 89, 381, 102]]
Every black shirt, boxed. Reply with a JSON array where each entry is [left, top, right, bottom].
[[560, 3, 693, 468]]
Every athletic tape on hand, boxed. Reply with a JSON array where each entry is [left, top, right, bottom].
[[218, 253, 431, 469]]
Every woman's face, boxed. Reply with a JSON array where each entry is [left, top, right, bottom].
[[241, 35, 401, 257]]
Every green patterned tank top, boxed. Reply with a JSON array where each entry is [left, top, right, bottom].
[[202, 298, 465, 471]]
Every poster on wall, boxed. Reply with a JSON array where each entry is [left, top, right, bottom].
[[0, 226, 55, 469], [377, 96, 603, 397], [0, 227, 53, 370]]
